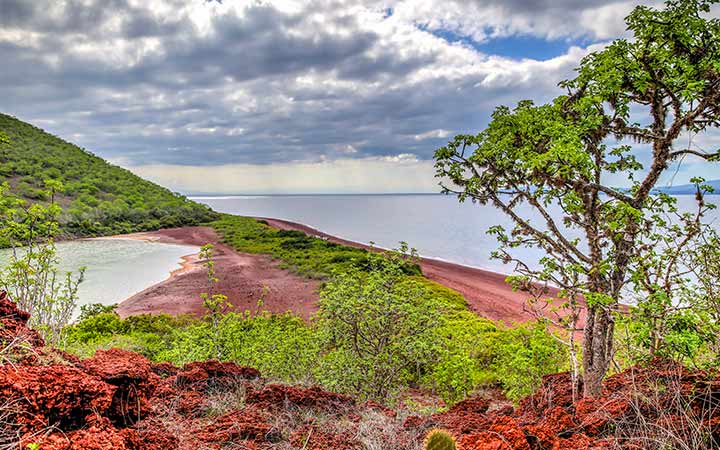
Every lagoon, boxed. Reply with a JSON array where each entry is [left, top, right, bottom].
[[0, 238, 198, 313]]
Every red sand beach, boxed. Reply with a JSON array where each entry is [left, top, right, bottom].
[[116, 226, 320, 320], [116, 219, 583, 325], [260, 218, 568, 324]]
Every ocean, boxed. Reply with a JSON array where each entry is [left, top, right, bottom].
[[193, 194, 720, 274]]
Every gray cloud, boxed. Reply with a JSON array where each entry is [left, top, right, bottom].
[[3, 0, 709, 194]]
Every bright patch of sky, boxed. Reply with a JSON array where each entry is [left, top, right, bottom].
[[428, 28, 593, 61]]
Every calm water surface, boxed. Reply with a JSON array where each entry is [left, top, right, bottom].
[[0, 238, 198, 313], [193, 194, 720, 274]]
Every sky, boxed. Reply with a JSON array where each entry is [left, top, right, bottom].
[[0, 0, 717, 194]]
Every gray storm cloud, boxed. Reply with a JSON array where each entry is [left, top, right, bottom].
[[2, 0, 712, 193]]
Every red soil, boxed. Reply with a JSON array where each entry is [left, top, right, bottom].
[[115, 226, 320, 320]]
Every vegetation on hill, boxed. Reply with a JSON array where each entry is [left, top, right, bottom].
[[0, 113, 217, 240]]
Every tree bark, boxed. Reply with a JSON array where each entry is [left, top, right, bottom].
[[582, 305, 614, 397]]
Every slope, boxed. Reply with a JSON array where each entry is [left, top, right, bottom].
[[0, 113, 217, 238]]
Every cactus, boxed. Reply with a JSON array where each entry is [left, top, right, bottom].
[[424, 428, 457, 450]]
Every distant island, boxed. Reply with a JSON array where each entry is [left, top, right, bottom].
[[653, 179, 720, 195]]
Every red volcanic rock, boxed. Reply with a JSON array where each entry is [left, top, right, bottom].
[[364, 399, 397, 418], [550, 433, 597, 450], [121, 418, 179, 450], [449, 397, 491, 416], [83, 348, 159, 426], [289, 425, 361, 450], [575, 396, 632, 436], [523, 406, 577, 448], [418, 397, 492, 436], [196, 408, 275, 444], [458, 416, 531, 450], [175, 360, 260, 387], [24, 417, 130, 450], [0, 290, 43, 350], [246, 384, 354, 411], [0, 364, 114, 435], [176, 390, 207, 417], [403, 414, 427, 430], [83, 348, 153, 382]]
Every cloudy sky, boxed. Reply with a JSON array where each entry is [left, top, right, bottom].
[[1, 0, 717, 194]]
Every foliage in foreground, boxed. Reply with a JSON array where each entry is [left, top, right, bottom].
[[65, 299, 567, 405]]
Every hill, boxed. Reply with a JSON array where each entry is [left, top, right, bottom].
[[654, 179, 720, 195], [0, 113, 217, 238]]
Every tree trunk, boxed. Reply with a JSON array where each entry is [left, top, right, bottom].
[[582, 305, 614, 397]]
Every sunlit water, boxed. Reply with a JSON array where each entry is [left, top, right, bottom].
[[0, 238, 198, 313], [193, 194, 720, 274]]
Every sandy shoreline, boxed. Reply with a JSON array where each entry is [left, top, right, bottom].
[[258, 217, 572, 324], [115, 226, 320, 320], [111, 217, 576, 325]]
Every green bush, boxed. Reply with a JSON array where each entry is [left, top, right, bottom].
[[315, 253, 441, 401], [490, 321, 568, 401]]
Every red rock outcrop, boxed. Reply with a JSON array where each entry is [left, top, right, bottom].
[[3, 289, 720, 450], [0, 292, 393, 449], [404, 360, 720, 450], [0, 290, 43, 351]]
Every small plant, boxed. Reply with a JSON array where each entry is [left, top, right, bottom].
[[424, 429, 457, 450], [199, 244, 231, 359], [0, 182, 84, 347]]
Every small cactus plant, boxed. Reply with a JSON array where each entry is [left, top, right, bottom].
[[424, 428, 457, 450]]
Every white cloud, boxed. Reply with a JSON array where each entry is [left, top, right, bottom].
[[414, 129, 451, 140]]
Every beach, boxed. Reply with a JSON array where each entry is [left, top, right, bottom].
[[115, 226, 320, 320], [115, 218, 573, 325]]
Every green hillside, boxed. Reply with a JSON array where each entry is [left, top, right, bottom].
[[0, 113, 217, 238]]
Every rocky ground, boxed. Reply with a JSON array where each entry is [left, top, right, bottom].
[[2, 292, 720, 449]]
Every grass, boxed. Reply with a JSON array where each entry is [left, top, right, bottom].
[[211, 214, 468, 314], [212, 214, 417, 280]]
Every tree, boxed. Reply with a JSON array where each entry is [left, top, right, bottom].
[[435, 0, 720, 397], [317, 246, 440, 401]]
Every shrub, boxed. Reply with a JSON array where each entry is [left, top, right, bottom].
[[315, 250, 441, 402]]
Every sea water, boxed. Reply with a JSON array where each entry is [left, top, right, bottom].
[[192, 194, 720, 274]]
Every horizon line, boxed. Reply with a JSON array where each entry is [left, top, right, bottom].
[[185, 192, 445, 197]]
